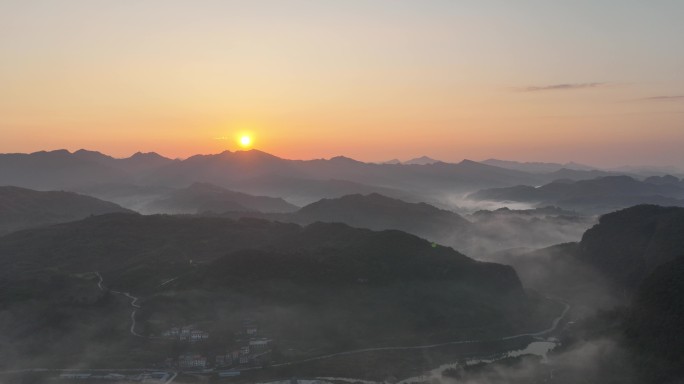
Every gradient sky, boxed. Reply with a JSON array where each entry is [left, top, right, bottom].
[[1, 1, 683, 167]]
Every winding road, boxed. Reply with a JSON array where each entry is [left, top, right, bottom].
[[2, 286, 569, 384], [94, 272, 144, 337], [92, 272, 570, 374], [93, 272, 571, 369], [266, 298, 571, 368]]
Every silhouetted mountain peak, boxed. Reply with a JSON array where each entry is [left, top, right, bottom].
[[404, 156, 440, 165], [183, 149, 282, 165], [32, 149, 71, 157], [128, 151, 166, 160], [329, 155, 362, 164], [235, 148, 280, 158], [456, 159, 508, 171], [74, 149, 103, 155], [72, 149, 116, 163], [210, 149, 285, 164], [458, 159, 482, 166]]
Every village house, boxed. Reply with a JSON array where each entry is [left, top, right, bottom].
[[162, 325, 209, 342], [239, 354, 250, 365], [162, 327, 180, 338], [215, 354, 233, 367], [177, 354, 207, 369], [189, 329, 209, 342], [249, 337, 272, 351], [215, 354, 226, 366]]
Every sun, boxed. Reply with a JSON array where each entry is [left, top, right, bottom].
[[239, 135, 252, 148]]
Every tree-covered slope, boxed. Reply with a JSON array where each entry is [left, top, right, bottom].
[[0, 213, 546, 369], [0, 186, 133, 235]]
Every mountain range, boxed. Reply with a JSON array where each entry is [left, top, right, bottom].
[[215, 192, 594, 257], [3, 149, 684, 381], [380, 156, 441, 165], [0, 183, 593, 257], [469, 175, 684, 214], [1, 149, 632, 208], [481, 159, 597, 173]]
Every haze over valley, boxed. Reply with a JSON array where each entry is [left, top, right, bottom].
[[2, 1, 684, 383], [2, 147, 684, 383]]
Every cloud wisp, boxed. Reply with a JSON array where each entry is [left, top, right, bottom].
[[640, 95, 684, 101], [517, 82, 607, 92]]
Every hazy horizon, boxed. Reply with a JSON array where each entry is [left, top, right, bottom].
[[5, 146, 684, 171]]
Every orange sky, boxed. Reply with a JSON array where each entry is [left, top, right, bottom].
[[1, 1, 683, 167]]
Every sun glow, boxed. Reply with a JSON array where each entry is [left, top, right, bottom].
[[239, 135, 252, 148]]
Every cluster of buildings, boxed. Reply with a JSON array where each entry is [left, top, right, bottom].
[[168, 320, 274, 371], [161, 325, 209, 342], [214, 337, 273, 367], [176, 354, 208, 369]]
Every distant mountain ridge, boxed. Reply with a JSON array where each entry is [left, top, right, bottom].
[[216, 192, 594, 257], [0, 149, 175, 190], [404, 156, 441, 165], [67, 149, 176, 172], [0, 149, 550, 206], [0, 186, 133, 235], [2, 149, 655, 211], [482, 159, 597, 173], [470, 175, 684, 214], [291, 193, 471, 242], [143, 182, 298, 214], [379, 156, 441, 165]]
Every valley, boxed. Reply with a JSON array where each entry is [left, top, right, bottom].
[[1, 151, 683, 383]]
